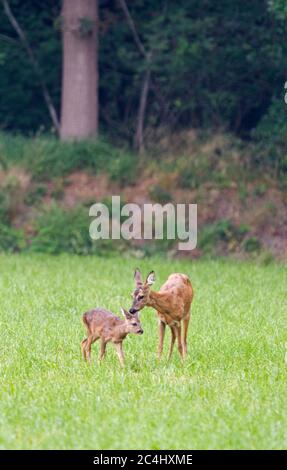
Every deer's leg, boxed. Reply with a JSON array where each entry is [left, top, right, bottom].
[[114, 342, 125, 367], [182, 313, 191, 358], [85, 336, 93, 363], [175, 323, 184, 359], [81, 338, 88, 360], [99, 339, 107, 362], [86, 335, 99, 363], [157, 320, 166, 359], [167, 326, 176, 360]]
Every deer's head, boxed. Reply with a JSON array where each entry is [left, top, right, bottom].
[[121, 307, 143, 334], [129, 268, 155, 314]]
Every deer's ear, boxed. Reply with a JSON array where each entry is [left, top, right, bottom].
[[146, 271, 155, 286], [120, 307, 132, 319], [134, 268, 142, 286]]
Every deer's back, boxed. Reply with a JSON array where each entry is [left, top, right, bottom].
[[83, 308, 122, 335], [160, 273, 193, 313]]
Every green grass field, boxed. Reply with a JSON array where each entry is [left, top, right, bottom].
[[0, 254, 286, 450]]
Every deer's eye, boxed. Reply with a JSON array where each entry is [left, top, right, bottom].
[[132, 322, 137, 326], [138, 295, 144, 300]]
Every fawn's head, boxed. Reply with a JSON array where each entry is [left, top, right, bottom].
[[129, 268, 155, 314], [121, 308, 143, 335]]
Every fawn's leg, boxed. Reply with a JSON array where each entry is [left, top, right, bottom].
[[85, 336, 93, 363], [182, 313, 191, 358], [81, 338, 88, 360], [99, 339, 107, 362], [175, 323, 184, 359], [158, 319, 166, 359], [167, 326, 176, 360], [86, 335, 99, 363], [114, 342, 125, 367]]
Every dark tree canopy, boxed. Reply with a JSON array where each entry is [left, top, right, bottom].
[[0, 0, 287, 141]]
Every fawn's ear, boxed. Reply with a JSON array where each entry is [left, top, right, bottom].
[[134, 268, 142, 286], [146, 271, 155, 286], [120, 307, 132, 319]]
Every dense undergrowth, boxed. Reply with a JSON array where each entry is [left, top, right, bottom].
[[0, 131, 286, 260]]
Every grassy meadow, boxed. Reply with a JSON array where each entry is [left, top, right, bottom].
[[0, 254, 286, 449]]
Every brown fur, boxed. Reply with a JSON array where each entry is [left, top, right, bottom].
[[130, 270, 194, 359], [81, 307, 143, 367]]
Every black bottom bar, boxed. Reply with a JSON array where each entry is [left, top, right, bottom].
[[0, 450, 285, 467]]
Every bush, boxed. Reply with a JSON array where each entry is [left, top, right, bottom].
[[0, 133, 137, 185], [106, 150, 136, 186], [24, 184, 48, 206], [0, 224, 25, 252], [243, 236, 261, 253], [148, 184, 173, 203], [0, 176, 22, 224], [198, 219, 250, 255], [175, 136, 244, 190], [28, 204, 121, 255], [252, 98, 287, 178], [28, 204, 93, 255]]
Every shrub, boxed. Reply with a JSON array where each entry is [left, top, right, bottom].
[[252, 98, 287, 178], [106, 150, 136, 186], [198, 219, 250, 255], [28, 204, 121, 255], [28, 204, 93, 255], [0, 190, 10, 224], [243, 236, 261, 253], [0, 176, 22, 224], [24, 184, 48, 206], [177, 155, 213, 189], [0, 224, 25, 252], [0, 133, 138, 185], [148, 184, 173, 203]]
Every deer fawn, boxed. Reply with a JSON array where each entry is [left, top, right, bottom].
[[81, 307, 143, 367], [129, 269, 193, 360]]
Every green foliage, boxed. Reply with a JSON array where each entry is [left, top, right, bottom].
[[252, 98, 287, 177], [0, 175, 22, 223], [253, 183, 267, 197], [177, 153, 240, 190], [106, 150, 136, 186], [148, 184, 173, 204], [243, 236, 261, 253], [78, 17, 95, 37], [28, 204, 95, 255], [268, 0, 287, 20], [0, 223, 25, 252], [0, 189, 11, 224], [178, 155, 216, 189], [25, 137, 127, 181], [24, 184, 48, 206], [0, 133, 137, 184], [50, 178, 65, 200], [1, 0, 287, 147], [199, 219, 250, 255], [28, 203, 123, 256], [0, 0, 61, 133]]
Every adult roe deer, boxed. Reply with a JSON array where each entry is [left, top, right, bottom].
[[81, 307, 143, 366], [129, 269, 193, 359]]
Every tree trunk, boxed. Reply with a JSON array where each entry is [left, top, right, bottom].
[[134, 67, 150, 154], [60, 0, 98, 140]]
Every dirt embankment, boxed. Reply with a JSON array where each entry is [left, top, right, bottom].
[[2, 164, 285, 260]]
